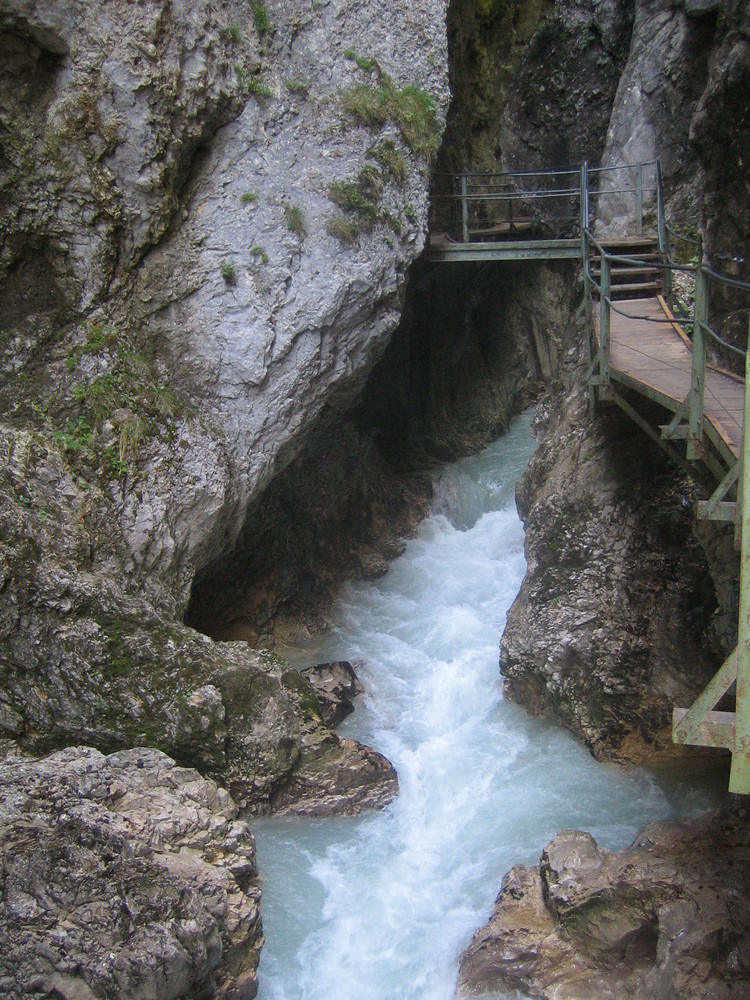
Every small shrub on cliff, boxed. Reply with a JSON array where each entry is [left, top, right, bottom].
[[220, 261, 238, 285], [341, 61, 440, 160], [369, 140, 407, 185], [344, 48, 378, 73], [251, 1, 272, 35], [284, 203, 307, 237], [326, 216, 361, 244], [285, 78, 310, 95]]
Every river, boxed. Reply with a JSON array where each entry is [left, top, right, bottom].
[[253, 410, 718, 1000]]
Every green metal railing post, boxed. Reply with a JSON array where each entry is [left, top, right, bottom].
[[730, 317, 750, 792], [600, 255, 611, 385], [687, 266, 708, 460], [580, 162, 591, 314], [656, 161, 673, 308], [460, 174, 469, 244], [635, 162, 643, 236]]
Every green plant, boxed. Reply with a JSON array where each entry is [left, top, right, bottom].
[[369, 140, 407, 185], [250, 245, 270, 263], [341, 70, 440, 160], [344, 48, 377, 73], [101, 445, 129, 480], [284, 203, 307, 237], [241, 191, 257, 204], [329, 178, 379, 225], [285, 78, 309, 95], [251, 1, 272, 35], [235, 63, 272, 99], [220, 261, 238, 284], [326, 216, 361, 244], [404, 202, 417, 223], [54, 416, 94, 454], [119, 414, 149, 462], [228, 23, 242, 43], [247, 76, 272, 99]]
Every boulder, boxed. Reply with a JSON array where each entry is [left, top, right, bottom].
[[0, 745, 264, 999]]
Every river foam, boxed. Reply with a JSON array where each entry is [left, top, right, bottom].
[[254, 411, 717, 1000]]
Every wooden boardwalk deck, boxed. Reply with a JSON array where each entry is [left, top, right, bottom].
[[594, 296, 744, 463]]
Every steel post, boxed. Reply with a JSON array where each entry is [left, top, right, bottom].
[[635, 162, 643, 236], [687, 267, 708, 461], [460, 174, 469, 244], [730, 319, 750, 791], [599, 256, 611, 386]]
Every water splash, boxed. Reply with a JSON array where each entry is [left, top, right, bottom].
[[255, 411, 718, 1000]]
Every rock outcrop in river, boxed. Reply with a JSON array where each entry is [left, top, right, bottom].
[[458, 802, 750, 1000]]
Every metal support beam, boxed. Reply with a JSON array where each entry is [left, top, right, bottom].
[[612, 392, 693, 477], [599, 259, 611, 387], [687, 268, 708, 461], [673, 647, 737, 746], [660, 394, 690, 441], [730, 331, 750, 792], [696, 460, 740, 520]]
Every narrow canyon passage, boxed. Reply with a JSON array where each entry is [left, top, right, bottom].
[[253, 412, 718, 1000]]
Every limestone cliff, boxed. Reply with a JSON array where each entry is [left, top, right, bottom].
[[0, 0, 448, 808]]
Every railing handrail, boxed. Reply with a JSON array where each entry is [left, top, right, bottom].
[[588, 159, 659, 174]]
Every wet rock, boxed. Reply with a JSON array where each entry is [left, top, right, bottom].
[[501, 328, 732, 765], [269, 727, 398, 818], [0, 745, 263, 999], [269, 665, 397, 816], [458, 805, 750, 1000], [300, 660, 364, 728]]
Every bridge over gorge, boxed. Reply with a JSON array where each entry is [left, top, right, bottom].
[[426, 161, 750, 792]]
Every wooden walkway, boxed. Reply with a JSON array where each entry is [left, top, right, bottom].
[[594, 296, 744, 464]]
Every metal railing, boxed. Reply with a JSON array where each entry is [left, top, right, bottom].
[[431, 160, 661, 245], [431, 167, 583, 242]]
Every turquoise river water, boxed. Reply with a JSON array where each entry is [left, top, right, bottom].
[[253, 410, 719, 1000]]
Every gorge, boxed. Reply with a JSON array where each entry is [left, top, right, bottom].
[[1, 0, 750, 997]]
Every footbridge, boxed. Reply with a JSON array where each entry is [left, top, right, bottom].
[[428, 161, 750, 792]]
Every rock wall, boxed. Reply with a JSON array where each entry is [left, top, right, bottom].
[[501, 322, 736, 764], [0, 0, 448, 803], [0, 744, 265, 999]]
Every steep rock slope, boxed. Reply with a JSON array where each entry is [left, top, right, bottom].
[[0, 0, 449, 807]]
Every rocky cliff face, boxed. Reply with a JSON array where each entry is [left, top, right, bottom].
[[0, 744, 264, 999], [0, 0, 448, 802], [499, 0, 748, 765], [501, 327, 736, 765]]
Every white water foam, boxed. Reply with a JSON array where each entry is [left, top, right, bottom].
[[254, 411, 719, 1000]]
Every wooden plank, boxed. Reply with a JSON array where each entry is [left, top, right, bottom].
[[594, 294, 744, 460]]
